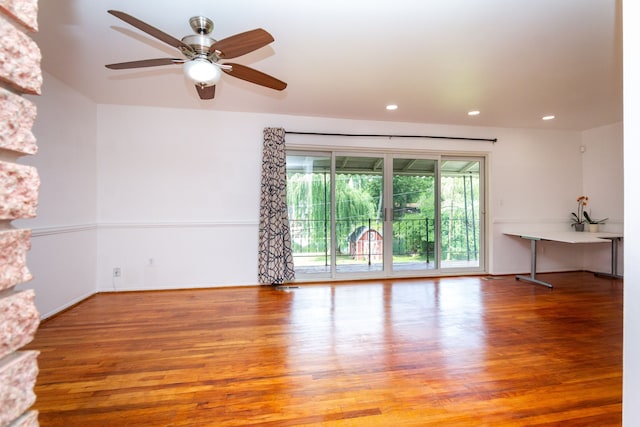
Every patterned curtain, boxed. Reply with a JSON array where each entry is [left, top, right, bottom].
[[258, 128, 295, 284]]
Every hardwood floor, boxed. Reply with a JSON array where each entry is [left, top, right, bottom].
[[25, 272, 622, 426]]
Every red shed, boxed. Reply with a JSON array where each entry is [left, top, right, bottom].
[[348, 226, 383, 262]]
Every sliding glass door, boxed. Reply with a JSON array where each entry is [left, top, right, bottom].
[[391, 157, 438, 273], [335, 155, 385, 274], [286, 150, 484, 279], [440, 158, 482, 269], [286, 153, 386, 277], [286, 153, 331, 276]]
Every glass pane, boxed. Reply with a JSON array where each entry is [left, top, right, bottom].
[[440, 159, 481, 268], [335, 155, 384, 273], [392, 158, 437, 272], [286, 154, 331, 275]]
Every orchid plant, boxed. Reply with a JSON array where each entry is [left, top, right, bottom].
[[571, 195, 607, 226], [571, 195, 588, 227]]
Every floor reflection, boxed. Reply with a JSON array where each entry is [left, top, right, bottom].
[[286, 278, 487, 384]]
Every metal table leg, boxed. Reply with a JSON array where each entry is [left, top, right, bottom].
[[594, 237, 623, 279], [515, 238, 553, 288]]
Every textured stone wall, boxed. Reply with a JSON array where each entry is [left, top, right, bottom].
[[0, 0, 41, 426]]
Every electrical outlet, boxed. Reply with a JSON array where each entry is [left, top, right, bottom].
[[113, 267, 121, 278]]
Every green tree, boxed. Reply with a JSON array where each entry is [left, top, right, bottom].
[[392, 175, 435, 257], [287, 172, 330, 252], [440, 174, 480, 260], [335, 174, 379, 254], [287, 167, 478, 263], [287, 172, 379, 254]]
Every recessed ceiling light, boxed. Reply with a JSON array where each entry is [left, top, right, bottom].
[[468, 110, 480, 116], [542, 115, 555, 121], [386, 104, 398, 111]]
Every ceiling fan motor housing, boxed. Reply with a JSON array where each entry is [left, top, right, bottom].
[[181, 34, 215, 57]]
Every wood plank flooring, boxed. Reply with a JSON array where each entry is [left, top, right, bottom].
[[24, 272, 623, 426]]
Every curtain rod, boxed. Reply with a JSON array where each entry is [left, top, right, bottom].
[[284, 131, 497, 143]]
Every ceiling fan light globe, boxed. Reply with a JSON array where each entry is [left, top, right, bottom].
[[184, 59, 221, 85]]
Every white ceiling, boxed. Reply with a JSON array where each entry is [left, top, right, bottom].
[[34, 0, 622, 131]]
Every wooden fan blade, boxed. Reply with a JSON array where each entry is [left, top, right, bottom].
[[105, 58, 184, 70], [223, 63, 287, 91], [195, 85, 216, 100], [108, 10, 193, 52], [212, 29, 274, 59]]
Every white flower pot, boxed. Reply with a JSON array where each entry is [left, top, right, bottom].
[[588, 223, 599, 233]]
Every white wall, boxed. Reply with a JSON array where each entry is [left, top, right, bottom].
[[582, 122, 624, 228], [95, 105, 268, 290], [21, 73, 624, 314], [490, 127, 583, 274], [623, 0, 639, 424], [95, 105, 622, 292], [15, 72, 97, 318], [582, 123, 624, 274]]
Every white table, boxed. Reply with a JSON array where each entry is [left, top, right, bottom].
[[504, 231, 623, 288]]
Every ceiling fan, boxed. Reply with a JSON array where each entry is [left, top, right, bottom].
[[105, 10, 287, 100]]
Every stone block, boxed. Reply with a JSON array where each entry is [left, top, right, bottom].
[[0, 289, 39, 360], [0, 0, 38, 32], [0, 14, 41, 95], [6, 411, 38, 427], [0, 161, 39, 220], [0, 88, 37, 155], [0, 229, 32, 292], [0, 351, 39, 427]]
